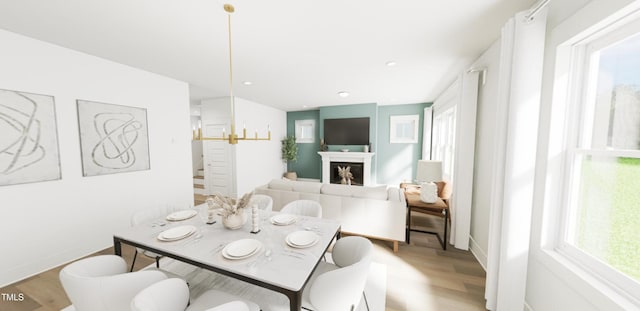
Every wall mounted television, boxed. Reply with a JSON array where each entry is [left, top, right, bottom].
[[323, 117, 370, 145]]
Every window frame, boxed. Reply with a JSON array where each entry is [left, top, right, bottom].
[[554, 10, 640, 301]]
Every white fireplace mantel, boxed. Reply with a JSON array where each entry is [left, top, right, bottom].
[[318, 151, 375, 186]]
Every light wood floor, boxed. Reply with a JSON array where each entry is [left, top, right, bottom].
[[0, 215, 487, 311]]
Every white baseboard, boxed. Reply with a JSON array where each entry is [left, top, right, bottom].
[[469, 236, 488, 272]]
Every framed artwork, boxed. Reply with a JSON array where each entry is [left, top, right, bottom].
[[77, 100, 150, 176], [390, 114, 419, 143], [0, 88, 61, 186], [295, 119, 315, 143]]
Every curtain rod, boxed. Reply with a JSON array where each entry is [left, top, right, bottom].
[[524, 0, 550, 22], [467, 67, 487, 85]]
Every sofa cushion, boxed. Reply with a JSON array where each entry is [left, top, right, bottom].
[[352, 185, 388, 200], [292, 181, 323, 194], [320, 184, 356, 197], [268, 179, 294, 191]]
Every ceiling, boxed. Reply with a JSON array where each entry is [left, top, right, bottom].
[[0, 0, 535, 112]]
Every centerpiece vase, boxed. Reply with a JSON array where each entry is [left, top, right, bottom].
[[222, 208, 247, 229]]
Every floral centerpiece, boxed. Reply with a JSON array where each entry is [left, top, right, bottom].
[[206, 191, 254, 229]]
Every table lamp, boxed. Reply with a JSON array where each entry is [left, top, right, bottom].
[[415, 160, 443, 203]]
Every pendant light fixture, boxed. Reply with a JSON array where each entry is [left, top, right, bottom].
[[193, 3, 271, 144]]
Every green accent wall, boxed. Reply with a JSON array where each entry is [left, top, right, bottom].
[[286, 102, 431, 185], [286, 110, 321, 179], [376, 103, 430, 185], [318, 103, 378, 182], [318, 103, 378, 153]]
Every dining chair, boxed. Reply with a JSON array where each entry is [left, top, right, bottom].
[[59, 255, 167, 311], [204, 301, 250, 311], [301, 236, 373, 311], [281, 199, 323, 218], [130, 206, 175, 271], [250, 194, 273, 212], [131, 278, 259, 311]]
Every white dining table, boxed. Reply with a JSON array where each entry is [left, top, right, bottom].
[[113, 210, 341, 311]]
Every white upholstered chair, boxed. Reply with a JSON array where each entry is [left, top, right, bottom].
[[131, 278, 258, 311], [281, 199, 322, 218], [130, 206, 179, 271], [250, 194, 273, 212], [302, 236, 373, 311], [204, 301, 250, 311], [59, 255, 167, 311]]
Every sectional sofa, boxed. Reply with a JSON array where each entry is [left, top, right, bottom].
[[255, 179, 407, 252]]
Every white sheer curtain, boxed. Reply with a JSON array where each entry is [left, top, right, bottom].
[[484, 6, 548, 311], [432, 71, 480, 250]]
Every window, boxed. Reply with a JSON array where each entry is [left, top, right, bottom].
[[432, 106, 456, 180], [559, 18, 640, 294]]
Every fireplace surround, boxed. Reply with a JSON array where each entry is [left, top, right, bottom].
[[318, 151, 374, 186]]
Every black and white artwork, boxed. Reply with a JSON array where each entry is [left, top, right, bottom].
[[0, 89, 61, 186], [77, 100, 150, 177]]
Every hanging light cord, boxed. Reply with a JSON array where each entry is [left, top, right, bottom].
[[224, 4, 235, 136]]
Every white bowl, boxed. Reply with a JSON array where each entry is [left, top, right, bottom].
[[340, 149, 349, 152]]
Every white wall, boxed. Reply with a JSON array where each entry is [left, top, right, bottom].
[[235, 98, 286, 195], [0, 29, 193, 287], [469, 39, 502, 269], [527, 0, 638, 310]]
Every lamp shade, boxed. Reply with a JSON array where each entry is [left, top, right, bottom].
[[415, 160, 443, 182]]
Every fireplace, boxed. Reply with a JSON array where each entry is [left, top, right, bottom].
[[330, 162, 364, 185], [318, 151, 375, 186]]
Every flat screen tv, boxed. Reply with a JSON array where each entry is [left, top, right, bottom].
[[324, 117, 370, 145]]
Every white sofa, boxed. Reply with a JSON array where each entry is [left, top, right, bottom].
[[255, 179, 406, 251]]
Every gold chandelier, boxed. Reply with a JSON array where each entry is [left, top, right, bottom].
[[193, 3, 271, 144]]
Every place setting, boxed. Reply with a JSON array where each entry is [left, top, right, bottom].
[[165, 209, 198, 221], [285, 230, 319, 249], [221, 238, 263, 260], [157, 225, 197, 242], [270, 214, 297, 226]]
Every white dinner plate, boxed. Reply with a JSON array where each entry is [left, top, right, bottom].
[[286, 231, 319, 248], [222, 239, 262, 260], [166, 209, 197, 221], [157, 225, 196, 241], [270, 214, 297, 226]]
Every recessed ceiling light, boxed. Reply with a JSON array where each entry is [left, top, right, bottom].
[[243, 81, 252, 86], [386, 61, 397, 67], [338, 91, 350, 98]]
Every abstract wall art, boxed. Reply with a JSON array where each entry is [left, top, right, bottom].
[[0, 88, 61, 186], [77, 100, 150, 177]]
